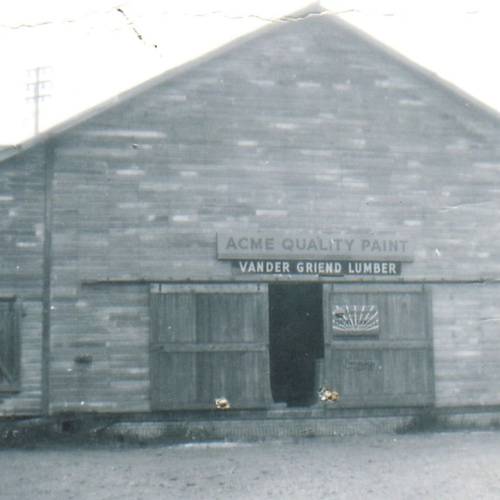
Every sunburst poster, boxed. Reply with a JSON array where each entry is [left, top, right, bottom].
[[332, 305, 380, 335]]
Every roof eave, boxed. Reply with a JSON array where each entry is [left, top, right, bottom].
[[0, 2, 324, 163]]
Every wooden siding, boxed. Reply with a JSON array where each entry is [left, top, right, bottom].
[[0, 146, 46, 415], [2, 14, 500, 414], [150, 284, 272, 410], [0, 300, 21, 392], [433, 284, 500, 407], [52, 14, 500, 284], [322, 284, 434, 408], [46, 14, 500, 411], [50, 284, 150, 413]]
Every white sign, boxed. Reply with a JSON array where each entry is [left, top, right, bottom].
[[217, 232, 413, 262]]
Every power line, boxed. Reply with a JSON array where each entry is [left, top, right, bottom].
[[26, 66, 51, 135]]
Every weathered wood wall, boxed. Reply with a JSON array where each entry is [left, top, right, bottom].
[[46, 14, 500, 412], [51, 15, 500, 283], [0, 146, 45, 415], [433, 284, 500, 407], [150, 284, 272, 410], [49, 284, 150, 413], [2, 14, 500, 414], [322, 284, 434, 408]]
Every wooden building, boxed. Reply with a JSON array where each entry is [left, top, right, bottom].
[[1, 7, 500, 423]]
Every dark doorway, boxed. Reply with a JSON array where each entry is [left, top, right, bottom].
[[269, 283, 324, 407]]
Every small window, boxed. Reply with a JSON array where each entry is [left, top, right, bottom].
[[0, 299, 20, 393]]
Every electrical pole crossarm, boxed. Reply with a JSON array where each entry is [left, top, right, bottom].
[[26, 66, 52, 135]]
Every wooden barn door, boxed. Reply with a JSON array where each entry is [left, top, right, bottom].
[[150, 283, 272, 410], [322, 284, 434, 408]]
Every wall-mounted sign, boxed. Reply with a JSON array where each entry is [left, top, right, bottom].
[[217, 232, 413, 262], [332, 305, 380, 334], [233, 260, 401, 275]]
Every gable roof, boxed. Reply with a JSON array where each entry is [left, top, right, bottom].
[[2, 4, 500, 164]]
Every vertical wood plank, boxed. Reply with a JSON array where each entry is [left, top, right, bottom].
[[324, 285, 433, 408], [150, 284, 271, 409]]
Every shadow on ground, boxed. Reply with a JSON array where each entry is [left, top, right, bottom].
[[2, 411, 500, 449]]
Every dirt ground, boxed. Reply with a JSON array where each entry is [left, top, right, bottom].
[[1, 431, 499, 500]]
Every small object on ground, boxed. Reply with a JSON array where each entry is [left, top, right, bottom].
[[215, 397, 231, 409], [318, 387, 339, 402]]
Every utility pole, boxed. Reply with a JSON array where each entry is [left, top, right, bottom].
[[26, 67, 51, 135]]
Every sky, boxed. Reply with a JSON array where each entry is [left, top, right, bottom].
[[1, 0, 499, 145]]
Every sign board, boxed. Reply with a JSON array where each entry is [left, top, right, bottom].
[[217, 232, 413, 262], [332, 305, 380, 334], [233, 260, 401, 276]]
